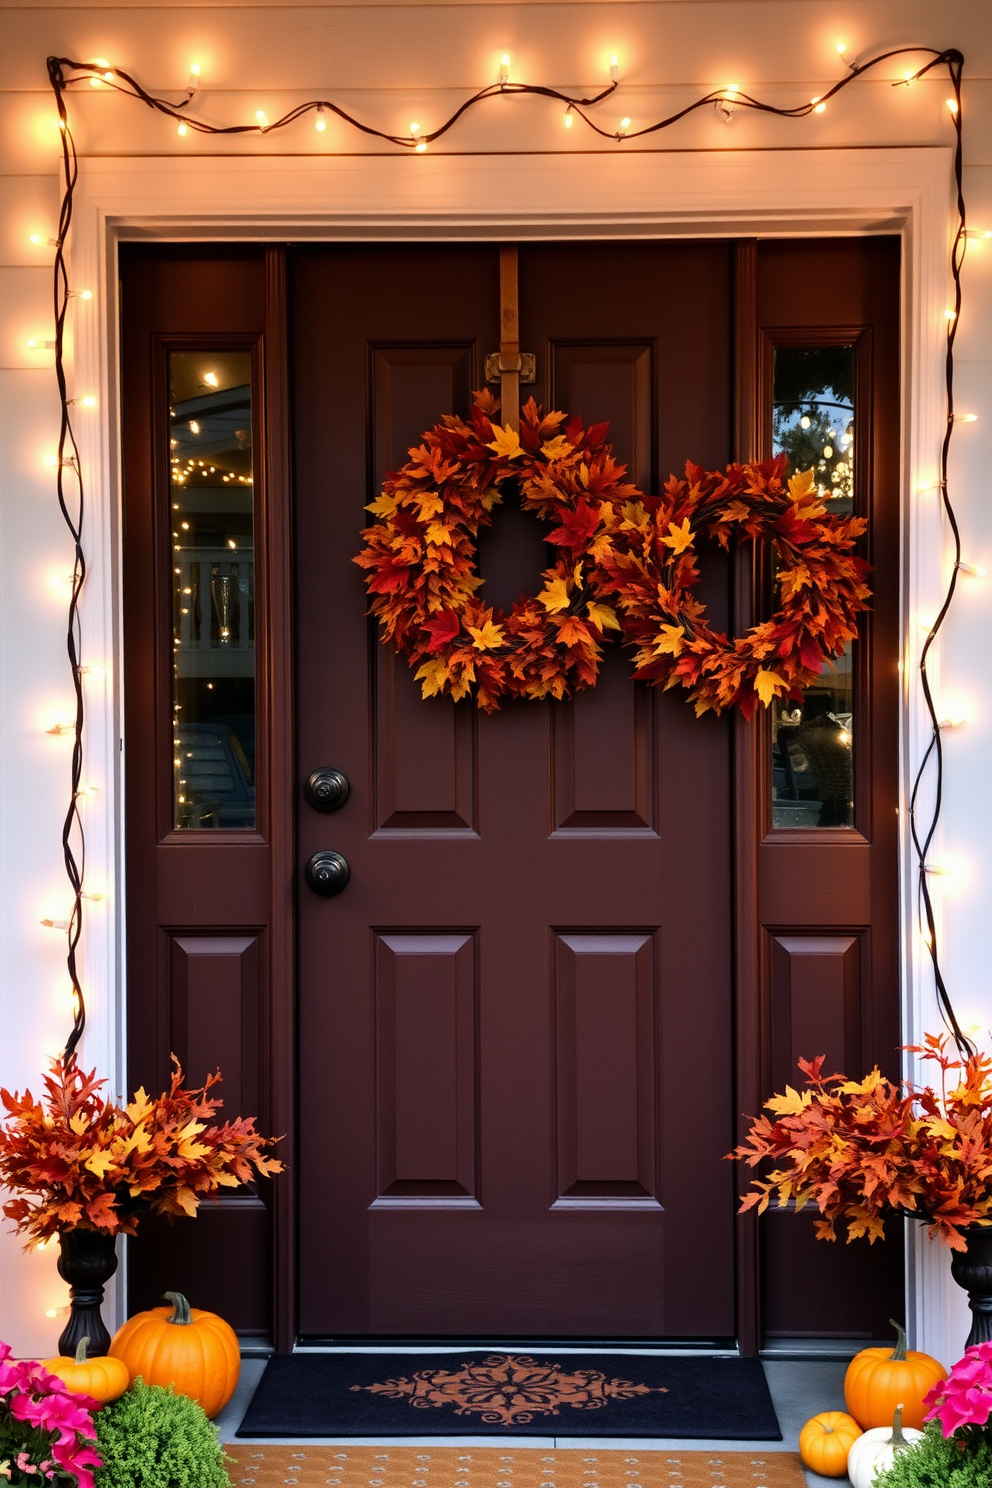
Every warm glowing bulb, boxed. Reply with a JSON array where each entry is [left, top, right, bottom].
[[499, 53, 510, 83], [189, 419, 200, 434], [203, 371, 218, 387], [563, 109, 573, 129], [74, 289, 93, 300], [315, 104, 326, 132], [836, 42, 848, 56], [953, 412, 978, 424], [945, 308, 958, 320], [939, 713, 969, 729], [30, 234, 58, 248], [409, 122, 421, 135], [27, 338, 55, 350], [812, 98, 827, 114], [77, 395, 97, 408], [415, 140, 427, 153], [610, 54, 619, 83], [620, 117, 631, 130], [925, 863, 955, 877], [946, 98, 959, 115], [189, 62, 201, 84], [957, 561, 986, 578], [177, 121, 188, 137], [256, 110, 269, 129], [964, 229, 992, 240], [726, 83, 739, 95]]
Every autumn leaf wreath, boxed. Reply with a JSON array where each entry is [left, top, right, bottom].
[[354, 391, 871, 717]]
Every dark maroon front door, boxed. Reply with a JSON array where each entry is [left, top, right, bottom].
[[291, 243, 737, 1338], [121, 238, 902, 1350]]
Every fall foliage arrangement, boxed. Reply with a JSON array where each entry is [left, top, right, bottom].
[[355, 392, 871, 718], [0, 1058, 282, 1246], [732, 1033, 992, 1250]]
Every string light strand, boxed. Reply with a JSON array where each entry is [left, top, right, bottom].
[[42, 44, 974, 1061], [48, 69, 87, 1063]]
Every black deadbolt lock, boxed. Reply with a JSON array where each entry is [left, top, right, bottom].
[[305, 850, 351, 897], [305, 766, 350, 812]]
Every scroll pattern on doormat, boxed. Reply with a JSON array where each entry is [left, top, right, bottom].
[[223, 1445, 808, 1488]]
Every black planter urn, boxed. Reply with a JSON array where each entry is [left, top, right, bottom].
[[950, 1224, 992, 1349], [56, 1227, 119, 1356]]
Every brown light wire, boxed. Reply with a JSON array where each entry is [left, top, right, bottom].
[[45, 45, 974, 1061]]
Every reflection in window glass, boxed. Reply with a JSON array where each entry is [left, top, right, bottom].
[[771, 344, 856, 829], [169, 352, 256, 829]]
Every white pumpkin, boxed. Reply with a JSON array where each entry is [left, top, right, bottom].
[[846, 1405, 924, 1488]]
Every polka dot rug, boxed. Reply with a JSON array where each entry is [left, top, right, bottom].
[[223, 1445, 807, 1488]]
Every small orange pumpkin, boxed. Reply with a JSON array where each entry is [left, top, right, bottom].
[[798, 1411, 863, 1477], [42, 1335, 130, 1407], [109, 1291, 240, 1418], [844, 1319, 946, 1430]]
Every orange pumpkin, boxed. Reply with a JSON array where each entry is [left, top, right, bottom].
[[109, 1291, 240, 1418], [42, 1335, 130, 1407], [799, 1411, 863, 1478], [844, 1319, 946, 1430]]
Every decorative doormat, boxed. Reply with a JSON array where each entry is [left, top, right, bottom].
[[224, 1445, 807, 1488], [235, 1354, 782, 1440]]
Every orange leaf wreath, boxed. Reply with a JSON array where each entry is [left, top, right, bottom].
[[597, 456, 872, 718], [355, 393, 871, 717], [354, 390, 632, 712]]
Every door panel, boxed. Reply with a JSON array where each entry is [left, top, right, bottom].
[[291, 242, 736, 1339], [752, 238, 902, 1345]]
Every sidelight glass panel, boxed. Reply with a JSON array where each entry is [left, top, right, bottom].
[[169, 351, 256, 829], [770, 344, 856, 829]]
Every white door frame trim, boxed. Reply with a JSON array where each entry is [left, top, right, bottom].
[[69, 144, 955, 1357]]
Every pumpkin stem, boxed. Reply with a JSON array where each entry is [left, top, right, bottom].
[[163, 1291, 192, 1326], [889, 1318, 908, 1362], [891, 1403, 906, 1447], [74, 1336, 90, 1364]]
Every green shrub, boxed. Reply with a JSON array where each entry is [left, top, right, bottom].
[[94, 1379, 231, 1488], [873, 1420, 992, 1487]]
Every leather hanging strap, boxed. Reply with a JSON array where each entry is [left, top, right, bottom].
[[498, 245, 521, 433]]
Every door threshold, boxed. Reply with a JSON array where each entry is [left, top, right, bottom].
[[761, 1338, 874, 1361], [294, 1338, 741, 1357]]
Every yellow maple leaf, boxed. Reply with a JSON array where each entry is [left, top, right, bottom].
[[788, 468, 816, 502], [753, 669, 786, 705], [661, 518, 694, 554], [487, 425, 524, 460], [173, 1186, 200, 1218], [586, 601, 620, 631], [69, 1111, 89, 1136], [653, 624, 685, 656], [126, 1088, 152, 1125], [766, 1085, 811, 1116], [541, 435, 572, 462], [468, 619, 506, 651], [84, 1151, 117, 1179], [416, 492, 444, 520], [424, 519, 452, 546], [415, 656, 452, 698], [176, 1119, 210, 1161], [365, 492, 398, 517], [539, 576, 571, 613]]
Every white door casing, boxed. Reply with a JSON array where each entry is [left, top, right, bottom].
[[66, 143, 961, 1357]]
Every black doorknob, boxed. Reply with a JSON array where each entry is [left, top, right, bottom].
[[305, 850, 351, 897], [305, 767, 350, 812]]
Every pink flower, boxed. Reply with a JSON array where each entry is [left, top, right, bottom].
[[925, 1343, 992, 1436]]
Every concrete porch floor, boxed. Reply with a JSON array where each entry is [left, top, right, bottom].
[[216, 1358, 851, 1488]]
